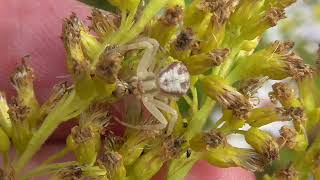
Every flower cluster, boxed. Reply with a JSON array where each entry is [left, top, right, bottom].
[[0, 0, 320, 180]]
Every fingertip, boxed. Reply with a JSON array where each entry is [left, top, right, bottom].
[[186, 161, 256, 180], [0, 0, 91, 102]]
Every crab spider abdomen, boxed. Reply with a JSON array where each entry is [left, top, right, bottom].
[[157, 62, 190, 96]]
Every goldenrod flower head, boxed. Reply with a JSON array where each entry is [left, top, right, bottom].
[[245, 128, 279, 163], [96, 50, 124, 84], [10, 57, 34, 95], [198, 0, 237, 26], [269, 82, 302, 108], [9, 104, 32, 153], [67, 103, 109, 165], [190, 129, 227, 151], [98, 149, 126, 180], [228, 41, 314, 82], [275, 165, 298, 180], [203, 76, 252, 118], [184, 48, 230, 75], [89, 9, 120, 39], [39, 82, 71, 119], [162, 136, 186, 160], [172, 28, 195, 51], [202, 145, 265, 172], [62, 13, 101, 63], [160, 5, 184, 26], [51, 165, 106, 180], [62, 13, 85, 62], [278, 126, 297, 149], [239, 77, 268, 97], [246, 107, 290, 127]]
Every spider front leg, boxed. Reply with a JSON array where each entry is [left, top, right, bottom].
[[149, 98, 178, 135], [142, 95, 168, 131], [114, 37, 159, 76]]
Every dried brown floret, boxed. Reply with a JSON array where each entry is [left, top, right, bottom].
[[271, 41, 314, 80], [273, 41, 295, 54], [98, 150, 123, 171], [216, 90, 252, 119], [266, 8, 286, 27], [39, 82, 71, 120], [269, 82, 294, 104], [239, 77, 269, 98], [8, 97, 30, 123], [71, 126, 95, 144], [198, 0, 237, 25], [275, 165, 298, 180], [160, 5, 184, 26], [56, 165, 83, 180], [162, 137, 186, 160], [263, 139, 280, 162], [285, 54, 314, 80], [173, 28, 195, 51], [209, 48, 230, 66], [61, 13, 82, 50], [88, 8, 120, 38], [204, 130, 227, 148], [96, 50, 123, 84], [278, 126, 297, 149], [10, 56, 34, 92], [203, 76, 252, 119]]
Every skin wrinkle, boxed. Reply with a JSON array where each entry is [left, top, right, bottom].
[[0, 0, 255, 179]]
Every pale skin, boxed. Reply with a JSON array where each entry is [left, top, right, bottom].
[[0, 0, 255, 179]]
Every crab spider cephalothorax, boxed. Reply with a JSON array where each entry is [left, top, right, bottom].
[[112, 38, 191, 134]]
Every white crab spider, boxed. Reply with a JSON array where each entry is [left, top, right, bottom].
[[112, 38, 190, 134]]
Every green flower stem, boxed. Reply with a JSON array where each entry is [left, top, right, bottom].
[[185, 98, 215, 140], [190, 87, 198, 114], [22, 161, 76, 180], [40, 147, 70, 166], [14, 90, 90, 173], [292, 143, 319, 178], [219, 45, 242, 78], [117, 0, 169, 44], [167, 153, 200, 180]]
